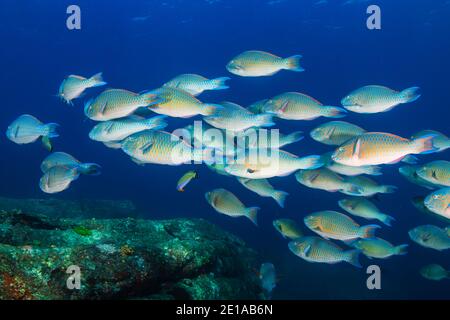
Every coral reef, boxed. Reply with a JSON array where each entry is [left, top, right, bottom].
[[0, 208, 262, 300]]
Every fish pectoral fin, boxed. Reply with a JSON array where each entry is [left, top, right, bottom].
[[280, 101, 289, 113], [303, 244, 312, 257], [140, 142, 154, 154], [99, 101, 108, 114], [308, 173, 320, 183], [352, 137, 361, 159]]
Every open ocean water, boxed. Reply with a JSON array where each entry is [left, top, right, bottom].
[[0, 0, 449, 300]]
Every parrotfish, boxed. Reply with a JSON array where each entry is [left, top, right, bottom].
[[310, 121, 366, 146], [204, 101, 275, 133], [273, 219, 303, 239], [205, 188, 259, 225], [227, 50, 304, 77], [288, 236, 361, 268], [341, 85, 421, 113], [304, 210, 380, 241], [237, 177, 289, 208], [163, 74, 230, 96], [84, 89, 162, 121], [264, 92, 347, 121], [6, 114, 59, 151], [58, 72, 106, 105], [408, 225, 450, 251], [351, 238, 408, 259], [332, 132, 437, 167], [338, 197, 395, 226]]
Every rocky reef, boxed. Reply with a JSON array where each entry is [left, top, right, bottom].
[[0, 204, 263, 300]]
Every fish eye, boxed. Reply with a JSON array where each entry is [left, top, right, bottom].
[[338, 147, 344, 152]]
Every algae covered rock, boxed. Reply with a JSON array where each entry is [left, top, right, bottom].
[[0, 209, 262, 300]]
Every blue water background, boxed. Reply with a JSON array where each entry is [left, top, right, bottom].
[[0, 0, 449, 299]]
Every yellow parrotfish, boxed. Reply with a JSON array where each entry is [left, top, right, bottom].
[[304, 210, 380, 241], [146, 87, 221, 118], [273, 219, 303, 240], [408, 225, 450, 251], [84, 89, 162, 121], [237, 177, 289, 208], [121, 130, 214, 166], [205, 188, 259, 225], [176, 170, 198, 192], [416, 160, 450, 187], [351, 238, 408, 259], [338, 197, 395, 227], [424, 187, 450, 220], [310, 121, 366, 146], [420, 264, 449, 281], [264, 92, 347, 121], [341, 85, 421, 114], [332, 132, 437, 167], [227, 50, 304, 77], [163, 74, 230, 96], [288, 236, 361, 268], [58, 72, 106, 105]]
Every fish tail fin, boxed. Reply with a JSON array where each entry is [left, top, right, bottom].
[[413, 134, 438, 154], [399, 86, 421, 103], [246, 207, 259, 226], [401, 155, 419, 164], [323, 106, 347, 118], [78, 163, 102, 176], [367, 166, 383, 176], [208, 77, 231, 90], [145, 115, 168, 130], [360, 224, 380, 238], [282, 131, 304, 146], [272, 190, 289, 208], [296, 155, 323, 170], [379, 214, 395, 227], [345, 249, 362, 268], [41, 136, 53, 152], [381, 185, 398, 194], [42, 123, 60, 138], [395, 244, 408, 256], [89, 72, 107, 87], [284, 55, 304, 72], [202, 103, 223, 116], [141, 91, 166, 107], [255, 113, 276, 127]]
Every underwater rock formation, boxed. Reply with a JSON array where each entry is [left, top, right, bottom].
[[0, 209, 262, 300], [0, 197, 138, 219]]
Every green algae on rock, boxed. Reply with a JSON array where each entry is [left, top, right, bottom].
[[0, 209, 263, 300]]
